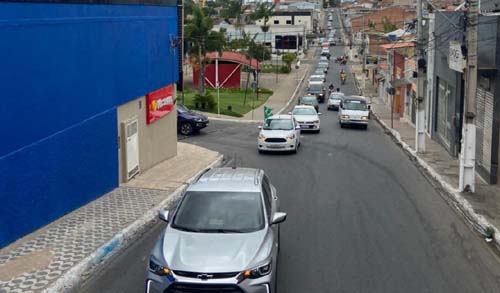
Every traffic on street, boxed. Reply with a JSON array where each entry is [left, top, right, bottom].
[[75, 7, 500, 293]]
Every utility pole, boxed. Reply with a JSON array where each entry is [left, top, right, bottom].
[[415, 0, 426, 152], [459, 0, 478, 192]]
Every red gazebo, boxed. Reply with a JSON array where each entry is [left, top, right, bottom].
[[193, 51, 260, 89]]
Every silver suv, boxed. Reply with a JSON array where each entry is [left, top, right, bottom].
[[146, 167, 286, 293]]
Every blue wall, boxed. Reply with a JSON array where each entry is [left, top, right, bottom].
[[0, 2, 179, 247]]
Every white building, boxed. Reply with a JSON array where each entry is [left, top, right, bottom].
[[214, 24, 308, 53], [255, 10, 315, 32]]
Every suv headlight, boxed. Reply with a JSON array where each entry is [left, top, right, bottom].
[[238, 262, 272, 282], [286, 134, 296, 141], [258, 133, 266, 140], [361, 116, 369, 120], [341, 115, 349, 120], [149, 258, 171, 276], [313, 120, 320, 124]]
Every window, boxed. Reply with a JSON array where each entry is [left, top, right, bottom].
[[286, 20, 292, 24], [172, 191, 265, 232], [274, 20, 279, 24], [262, 176, 272, 220]]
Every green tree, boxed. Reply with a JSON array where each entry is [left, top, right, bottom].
[[251, 2, 276, 32], [221, 0, 249, 30], [248, 42, 271, 62], [185, 5, 225, 95], [382, 17, 397, 33], [282, 53, 297, 70]]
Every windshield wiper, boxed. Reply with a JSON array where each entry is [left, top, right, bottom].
[[199, 228, 244, 233], [172, 225, 201, 232]]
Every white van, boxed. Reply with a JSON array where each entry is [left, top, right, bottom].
[[338, 96, 370, 129]]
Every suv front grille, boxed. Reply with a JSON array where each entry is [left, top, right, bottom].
[[165, 283, 244, 292], [173, 271, 239, 279], [265, 137, 286, 143]]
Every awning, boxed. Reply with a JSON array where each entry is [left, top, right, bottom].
[[390, 78, 411, 87]]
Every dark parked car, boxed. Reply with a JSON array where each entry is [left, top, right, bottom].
[[298, 95, 319, 112], [177, 104, 209, 135], [307, 83, 326, 103]]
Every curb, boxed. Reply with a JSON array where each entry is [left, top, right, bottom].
[[370, 112, 500, 249], [205, 65, 310, 123], [44, 154, 224, 293], [349, 66, 500, 249], [208, 116, 259, 123], [276, 64, 309, 115]]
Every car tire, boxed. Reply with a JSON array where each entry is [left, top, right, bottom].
[[180, 122, 193, 136], [292, 145, 298, 154], [363, 125, 368, 130]]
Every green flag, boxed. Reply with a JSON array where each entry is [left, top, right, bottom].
[[264, 106, 273, 120]]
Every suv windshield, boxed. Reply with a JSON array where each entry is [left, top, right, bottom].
[[172, 191, 264, 233], [343, 100, 367, 111], [263, 118, 294, 130], [293, 108, 317, 115], [330, 94, 343, 100]]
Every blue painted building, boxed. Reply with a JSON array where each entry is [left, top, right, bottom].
[[0, 0, 179, 247]]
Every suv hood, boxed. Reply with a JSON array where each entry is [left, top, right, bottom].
[[182, 111, 208, 120], [162, 228, 268, 273], [294, 114, 319, 122], [260, 129, 294, 137]]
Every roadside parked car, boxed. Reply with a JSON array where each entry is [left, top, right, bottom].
[[258, 114, 301, 154], [306, 82, 326, 103], [177, 104, 209, 135], [292, 105, 321, 133], [147, 167, 287, 293], [298, 95, 319, 112], [327, 92, 345, 110], [338, 96, 370, 129]]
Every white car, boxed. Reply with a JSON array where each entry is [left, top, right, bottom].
[[309, 75, 324, 83], [258, 114, 301, 153], [292, 105, 321, 133], [327, 92, 345, 110], [339, 96, 370, 129]]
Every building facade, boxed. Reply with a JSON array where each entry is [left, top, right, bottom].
[[0, 0, 179, 247]]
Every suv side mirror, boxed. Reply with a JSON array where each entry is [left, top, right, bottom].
[[295, 125, 301, 130], [159, 209, 169, 222], [271, 212, 287, 225], [258, 125, 262, 129]]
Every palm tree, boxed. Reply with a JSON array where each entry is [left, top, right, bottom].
[[251, 2, 276, 33], [185, 5, 225, 95]]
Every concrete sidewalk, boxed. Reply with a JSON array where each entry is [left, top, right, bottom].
[[0, 142, 222, 293], [351, 66, 500, 249]]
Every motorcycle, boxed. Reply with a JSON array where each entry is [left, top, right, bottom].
[[340, 75, 346, 85]]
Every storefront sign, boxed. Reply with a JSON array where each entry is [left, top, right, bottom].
[[449, 41, 464, 73], [146, 84, 175, 124]]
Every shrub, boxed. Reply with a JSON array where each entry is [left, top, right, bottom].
[[280, 66, 291, 73], [193, 93, 216, 110]]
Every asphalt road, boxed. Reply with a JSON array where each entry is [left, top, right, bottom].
[[77, 9, 500, 293]]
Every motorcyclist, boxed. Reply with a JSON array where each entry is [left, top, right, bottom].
[[329, 83, 335, 91], [340, 70, 347, 84]]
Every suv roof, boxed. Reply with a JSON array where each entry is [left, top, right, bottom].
[[189, 167, 263, 192]]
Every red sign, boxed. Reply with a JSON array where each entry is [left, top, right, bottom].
[[146, 84, 175, 124]]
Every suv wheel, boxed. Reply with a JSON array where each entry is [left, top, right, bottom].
[[180, 122, 193, 135]]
